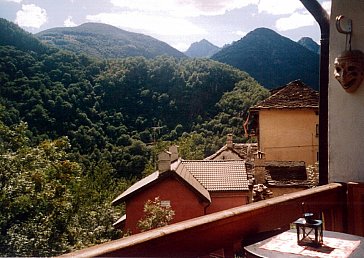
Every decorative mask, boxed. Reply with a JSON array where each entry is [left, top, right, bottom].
[[334, 50, 364, 93]]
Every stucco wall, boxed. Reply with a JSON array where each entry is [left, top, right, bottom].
[[259, 109, 318, 165], [125, 176, 207, 234], [207, 192, 250, 214], [329, 1, 364, 182]]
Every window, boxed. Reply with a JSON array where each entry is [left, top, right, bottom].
[[160, 200, 171, 208]]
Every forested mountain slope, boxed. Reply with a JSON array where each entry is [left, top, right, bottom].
[[0, 18, 268, 256], [212, 28, 320, 90], [0, 18, 48, 54], [36, 22, 185, 59]]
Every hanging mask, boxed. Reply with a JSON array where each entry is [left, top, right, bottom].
[[334, 50, 364, 93]]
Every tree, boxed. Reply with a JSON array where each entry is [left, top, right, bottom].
[[0, 119, 124, 256], [0, 121, 80, 256], [137, 197, 175, 232]]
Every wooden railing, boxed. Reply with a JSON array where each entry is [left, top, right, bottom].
[[60, 183, 346, 257]]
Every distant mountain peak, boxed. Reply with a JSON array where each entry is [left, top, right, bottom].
[[297, 37, 320, 54], [184, 39, 220, 58], [211, 27, 319, 90], [36, 22, 185, 59]]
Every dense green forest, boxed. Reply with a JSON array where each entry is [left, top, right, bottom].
[[0, 18, 269, 256]]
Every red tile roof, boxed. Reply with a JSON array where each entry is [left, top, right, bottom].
[[112, 159, 250, 206], [251, 80, 319, 110], [182, 160, 249, 191]]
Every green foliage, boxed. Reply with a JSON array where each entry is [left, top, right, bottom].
[[0, 122, 79, 256], [0, 19, 270, 256], [176, 133, 206, 160], [0, 120, 123, 256], [137, 197, 175, 232], [0, 18, 48, 54]]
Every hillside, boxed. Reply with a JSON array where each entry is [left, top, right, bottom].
[[185, 39, 221, 58], [0, 18, 269, 256], [0, 19, 269, 181], [36, 22, 186, 59], [212, 28, 320, 90], [0, 18, 48, 54], [298, 37, 320, 54]]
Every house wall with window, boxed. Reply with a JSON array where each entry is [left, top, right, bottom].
[[124, 176, 207, 234], [258, 108, 318, 166]]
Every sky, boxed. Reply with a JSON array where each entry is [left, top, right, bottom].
[[0, 0, 331, 52]]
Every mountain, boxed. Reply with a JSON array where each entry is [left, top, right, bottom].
[[211, 28, 320, 90], [36, 22, 185, 59], [0, 18, 48, 54], [0, 19, 270, 256], [184, 39, 221, 58], [298, 37, 320, 54]]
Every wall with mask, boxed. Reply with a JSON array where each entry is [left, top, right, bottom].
[[329, 0, 364, 182]]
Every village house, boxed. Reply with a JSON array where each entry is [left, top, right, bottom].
[[112, 145, 252, 234], [249, 80, 319, 167], [207, 133, 313, 200]]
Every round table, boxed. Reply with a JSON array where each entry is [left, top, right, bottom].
[[244, 229, 364, 258]]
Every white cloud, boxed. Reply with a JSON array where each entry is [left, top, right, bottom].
[[233, 30, 247, 37], [64, 16, 77, 27], [172, 42, 190, 52], [258, 0, 304, 15], [321, 1, 331, 15], [110, 0, 258, 17], [5, 0, 22, 3], [276, 12, 314, 31], [15, 4, 47, 29], [86, 11, 207, 36]]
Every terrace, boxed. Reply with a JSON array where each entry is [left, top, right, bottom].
[[62, 182, 361, 257]]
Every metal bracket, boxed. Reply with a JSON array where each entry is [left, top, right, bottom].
[[336, 15, 352, 34]]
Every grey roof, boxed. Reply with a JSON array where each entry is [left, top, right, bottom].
[[204, 143, 258, 161], [255, 160, 311, 187], [251, 80, 319, 110]]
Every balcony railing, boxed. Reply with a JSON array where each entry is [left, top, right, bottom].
[[60, 183, 346, 257]]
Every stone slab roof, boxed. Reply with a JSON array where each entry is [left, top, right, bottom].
[[204, 143, 258, 161], [182, 160, 249, 192], [250, 80, 319, 110], [255, 160, 311, 187]]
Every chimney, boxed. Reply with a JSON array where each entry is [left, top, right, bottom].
[[169, 145, 179, 162], [226, 134, 233, 149], [158, 151, 171, 173]]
